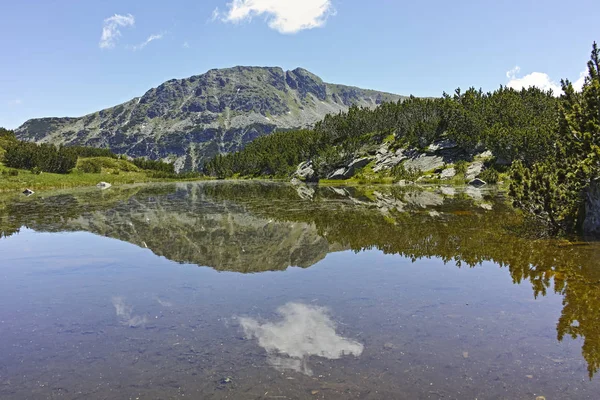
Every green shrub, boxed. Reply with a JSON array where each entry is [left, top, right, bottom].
[[133, 158, 175, 173], [391, 163, 421, 182], [78, 159, 102, 173], [454, 160, 468, 176], [478, 167, 499, 184], [30, 167, 42, 175], [1, 169, 19, 176]]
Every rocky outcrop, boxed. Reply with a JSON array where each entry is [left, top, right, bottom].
[[466, 161, 484, 180], [16, 67, 403, 171], [440, 167, 456, 180], [327, 157, 372, 180], [372, 145, 406, 172], [583, 178, 600, 236], [295, 161, 318, 182]]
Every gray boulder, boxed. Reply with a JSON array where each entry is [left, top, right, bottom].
[[97, 182, 112, 189], [327, 156, 372, 180], [295, 161, 318, 182], [426, 139, 458, 153], [440, 167, 456, 180], [404, 154, 445, 172], [328, 167, 348, 180], [466, 161, 484, 180], [583, 178, 600, 236]]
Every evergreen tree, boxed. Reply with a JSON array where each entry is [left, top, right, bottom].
[[509, 42, 600, 234]]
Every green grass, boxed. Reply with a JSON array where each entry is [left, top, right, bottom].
[[0, 158, 207, 192]]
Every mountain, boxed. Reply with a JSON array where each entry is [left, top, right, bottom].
[[15, 67, 404, 171]]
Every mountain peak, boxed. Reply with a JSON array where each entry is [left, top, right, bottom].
[[16, 67, 405, 171]]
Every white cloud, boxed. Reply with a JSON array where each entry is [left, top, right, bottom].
[[8, 99, 23, 106], [220, 0, 335, 34], [100, 14, 135, 49], [572, 70, 587, 92], [182, 41, 190, 48], [506, 65, 562, 94], [506, 66, 589, 96], [211, 7, 220, 22], [506, 66, 520, 80], [132, 33, 164, 51]]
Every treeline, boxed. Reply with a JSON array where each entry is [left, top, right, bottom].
[[4, 142, 78, 174], [204, 85, 558, 178], [0, 130, 175, 175], [132, 157, 175, 173]]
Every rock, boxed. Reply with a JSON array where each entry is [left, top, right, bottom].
[[328, 167, 348, 180], [327, 157, 372, 180], [462, 351, 469, 359], [583, 178, 600, 236], [440, 167, 456, 180], [373, 150, 406, 172], [476, 150, 493, 158], [426, 139, 458, 153], [479, 203, 493, 211], [404, 154, 445, 172], [97, 182, 112, 189], [465, 161, 484, 180], [468, 178, 486, 187], [22, 189, 35, 196], [346, 156, 372, 176], [383, 342, 395, 350], [296, 161, 318, 182]]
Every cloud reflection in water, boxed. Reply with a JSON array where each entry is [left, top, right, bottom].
[[239, 302, 363, 375]]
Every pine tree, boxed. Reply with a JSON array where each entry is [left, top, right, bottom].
[[509, 42, 600, 234]]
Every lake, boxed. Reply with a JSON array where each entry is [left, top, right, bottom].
[[1, 181, 599, 399]]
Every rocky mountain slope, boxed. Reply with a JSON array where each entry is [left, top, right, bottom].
[[15, 67, 403, 170]]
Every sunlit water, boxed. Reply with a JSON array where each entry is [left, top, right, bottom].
[[1, 181, 599, 399]]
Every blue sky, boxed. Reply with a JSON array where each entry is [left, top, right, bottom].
[[1, 0, 599, 129]]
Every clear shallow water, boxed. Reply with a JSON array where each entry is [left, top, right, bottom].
[[0, 181, 599, 399]]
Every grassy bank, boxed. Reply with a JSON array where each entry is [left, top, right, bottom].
[[0, 157, 207, 192]]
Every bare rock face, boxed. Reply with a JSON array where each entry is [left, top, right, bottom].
[[15, 67, 403, 171], [583, 178, 600, 237]]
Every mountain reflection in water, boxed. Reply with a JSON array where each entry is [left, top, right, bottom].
[[1, 181, 599, 380]]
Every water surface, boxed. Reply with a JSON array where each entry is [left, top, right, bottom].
[[1, 182, 599, 399]]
